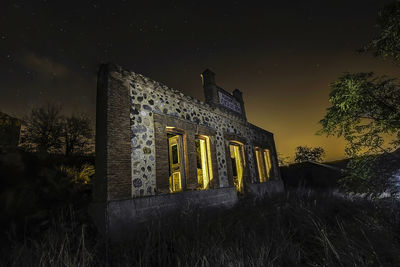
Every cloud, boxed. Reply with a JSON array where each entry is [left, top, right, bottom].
[[21, 52, 71, 78]]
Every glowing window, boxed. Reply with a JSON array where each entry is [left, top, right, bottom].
[[255, 147, 267, 182], [167, 132, 184, 193], [171, 144, 179, 164], [254, 147, 272, 182], [229, 141, 245, 193], [263, 149, 272, 179], [196, 135, 213, 190]]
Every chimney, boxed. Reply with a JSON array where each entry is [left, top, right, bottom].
[[232, 89, 243, 102], [201, 69, 218, 105], [233, 89, 247, 121]]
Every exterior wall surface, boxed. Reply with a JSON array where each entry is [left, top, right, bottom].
[[126, 66, 281, 197], [92, 63, 284, 241]]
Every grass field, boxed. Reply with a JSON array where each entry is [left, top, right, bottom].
[[2, 188, 400, 266]]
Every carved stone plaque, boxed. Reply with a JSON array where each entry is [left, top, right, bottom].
[[218, 90, 242, 114]]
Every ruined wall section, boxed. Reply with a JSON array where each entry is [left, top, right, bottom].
[[128, 72, 234, 197], [249, 124, 281, 181], [92, 64, 283, 241], [94, 64, 132, 202], [96, 66, 273, 197], [116, 68, 279, 198]]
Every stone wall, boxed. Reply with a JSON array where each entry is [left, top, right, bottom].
[[122, 65, 281, 197], [92, 63, 284, 240], [94, 64, 132, 202]]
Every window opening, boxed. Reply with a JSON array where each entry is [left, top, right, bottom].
[[254, 147, 272, 182], [255, 147, 267, 182], [195, 135, 213, 189], [263, 149, 272, 179], [229, 142, 244, 193], [167, 132, 185, 193]]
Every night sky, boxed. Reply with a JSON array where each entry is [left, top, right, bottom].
[[1, 0, 399, 161]]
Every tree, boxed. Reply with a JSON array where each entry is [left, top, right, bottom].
[[20, 104, 93, 155], [360, 1, 400, 63], [319, 72, 400, 157], [277, 153, 291, 166], [319, 2, 400, 196], [318, 72, 400, 195], [63, 114, 93, 155], [294, 146, 325, 163], [20, 104, 63, 153]]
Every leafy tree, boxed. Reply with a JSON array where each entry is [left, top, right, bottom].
[[294, 146, 325, 163], [339, 154, 399, 196], [20, 104, 63, 153], [319, 1, 400, 196], [61, 163, 95, 184], [318, 72, 400, 195], [361, 1, 400, 63], [63, 114, 93, 155], [319, 72, 400, 157], [277, 153, 291, 166]]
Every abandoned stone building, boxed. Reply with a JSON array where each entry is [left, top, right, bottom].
[[91, 63, 284, 240]]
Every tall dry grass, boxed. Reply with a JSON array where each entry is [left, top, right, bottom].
[[2, 189, 400, 266]]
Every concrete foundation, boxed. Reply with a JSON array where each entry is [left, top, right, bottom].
[[90, 186, 239, 242]]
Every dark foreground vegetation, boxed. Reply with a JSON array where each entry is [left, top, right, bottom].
[[1, 186, 400, 266]]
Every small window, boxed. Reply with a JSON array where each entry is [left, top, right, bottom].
[[196, 135, 213, 189], [254, 147, 272, 182]]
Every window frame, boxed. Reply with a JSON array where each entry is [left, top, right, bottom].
[[166, 129, 186, 193], [195, 134, 213, 190], [254, 146, 272, 183], [224, 133, 250, 194], [154, 113, 220, 194]]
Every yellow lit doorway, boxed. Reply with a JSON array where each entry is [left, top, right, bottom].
[[229, 142, 245, 193], [167, 133, 185, 193]]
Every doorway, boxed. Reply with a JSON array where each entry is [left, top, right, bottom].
[[167, 132, 185, 193]]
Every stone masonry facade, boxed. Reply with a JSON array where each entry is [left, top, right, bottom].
[[92, 63, 283, 240]]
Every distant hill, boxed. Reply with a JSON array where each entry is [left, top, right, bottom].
[[281, 150, 400, 191], [323, 159, 350, 171]]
